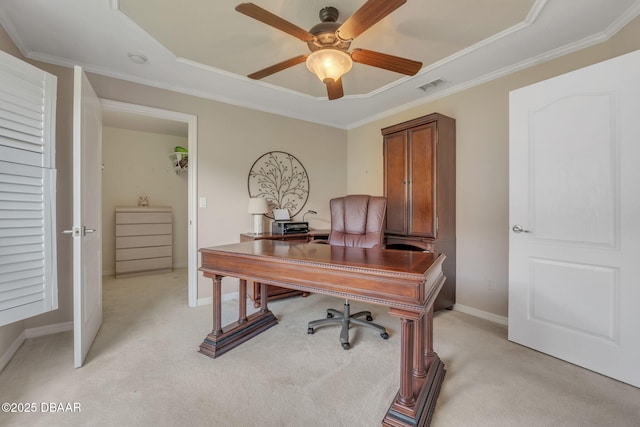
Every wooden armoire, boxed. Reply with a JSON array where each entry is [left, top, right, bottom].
[[382, 113, 456, 311]]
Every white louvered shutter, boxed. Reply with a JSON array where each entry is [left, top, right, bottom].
[[0, 50, 58, 326]]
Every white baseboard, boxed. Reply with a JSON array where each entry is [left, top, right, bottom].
[[1, 321, 73, 373], [195, 295, 510, 330], [25, 321, 73, 338], [196, 291, 239, 307], [453, 303, 508, 327], [197, 297, 212, 306], [0, 330, 26, 373]]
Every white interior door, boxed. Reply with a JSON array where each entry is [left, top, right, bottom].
[[72, 66, 103, 368], [508, 50, 640, 388]]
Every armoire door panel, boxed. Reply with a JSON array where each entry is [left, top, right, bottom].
[[408, 123, 436, 238], [384, 132, 408, 235]]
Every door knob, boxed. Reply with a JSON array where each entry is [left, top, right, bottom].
[[61, 226, 95, 236], [512, 225, 532, 233]]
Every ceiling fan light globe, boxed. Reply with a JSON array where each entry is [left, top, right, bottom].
[[306, 49, 353, 82]]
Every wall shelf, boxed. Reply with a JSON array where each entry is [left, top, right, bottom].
[[169, 152, 188, 173]]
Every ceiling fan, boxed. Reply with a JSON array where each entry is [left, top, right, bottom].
[[235, 0, 423, 100]]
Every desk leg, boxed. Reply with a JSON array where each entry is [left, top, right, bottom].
[[413, 314, 427, 379], [260, 283, 268, 313], [199, 273, 278, 359], [212, 275, 223, 336], [251, 281, 261, 308], [239, 279, 247, 324], [399, 318, 415, 406], [384, 308, 445, 427], [425, 306, 435, 360]]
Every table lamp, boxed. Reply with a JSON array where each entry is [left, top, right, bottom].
[[248, 197, 269, 234]]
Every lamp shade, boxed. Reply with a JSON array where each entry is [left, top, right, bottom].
[[248, 197, 269, 214], [306, 49, 353, 83]]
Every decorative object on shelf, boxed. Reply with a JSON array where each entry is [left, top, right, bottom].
[[170, 145, 188, 173], [248, 197, 269, 234], [138, 196, 149, 207], [247, 151, 309, 219]]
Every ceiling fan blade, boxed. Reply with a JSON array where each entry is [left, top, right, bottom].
[[325, 78, 344, 100], [236, 3, 314, 42], [337, 0, 406, 41], [247, 55, 308, 80], [351, 49, 422, 76]]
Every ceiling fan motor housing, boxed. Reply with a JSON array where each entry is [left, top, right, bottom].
[[307, 7, 351, 52]]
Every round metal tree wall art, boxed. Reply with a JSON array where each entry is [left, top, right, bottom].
[[248, 151, 309, 219]]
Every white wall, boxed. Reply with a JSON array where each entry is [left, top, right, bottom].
[[346, 17, 640, 319], [85, 74, 349, 300], [3, 15, 640, 363], [102, 127, 189, 275], [0, 23, 348, 361]]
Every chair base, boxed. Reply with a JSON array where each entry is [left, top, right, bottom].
[[307, 301, 389, 349]]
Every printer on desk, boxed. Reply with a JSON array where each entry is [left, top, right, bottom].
[[270, 208, 308, 235], [271, 221, 309, 235]]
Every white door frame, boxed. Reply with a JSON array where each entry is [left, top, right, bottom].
[[100, 99, 198, 307]]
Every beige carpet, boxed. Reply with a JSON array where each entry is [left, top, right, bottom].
[[1, 270, 639, 426]]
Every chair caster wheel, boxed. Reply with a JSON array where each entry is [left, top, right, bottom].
[[327, 313, 334, 319], [341, 342, 350, 350], [307, 327, 314, 334], [366, 315, 373, 321], [381, 332, 389, 340]]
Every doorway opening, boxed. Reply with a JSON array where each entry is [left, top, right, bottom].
[[100, 100, 198, 307]]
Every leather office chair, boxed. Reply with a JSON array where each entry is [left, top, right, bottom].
[[307, 195, 389, 349]]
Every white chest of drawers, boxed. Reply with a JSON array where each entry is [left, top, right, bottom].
[[115, 207, 173, 278]]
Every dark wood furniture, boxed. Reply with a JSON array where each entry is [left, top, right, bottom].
[[240, 230, 329, 306], [199, 240, 446, 427], [382, 113, 456, 311]]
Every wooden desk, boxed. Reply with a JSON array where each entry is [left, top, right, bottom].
[[240, 230, 330, 306], [199, 240, 446, 426]]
